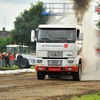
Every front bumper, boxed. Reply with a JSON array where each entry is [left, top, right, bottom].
[[35, 66, 78, 72]]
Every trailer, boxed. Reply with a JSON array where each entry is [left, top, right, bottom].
[[6, 44, 36, 68]]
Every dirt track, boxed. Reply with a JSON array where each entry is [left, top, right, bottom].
[[0, 72, 100, 100]]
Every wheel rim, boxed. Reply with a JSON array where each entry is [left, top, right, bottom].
[[22, 61, 25, 65], [21, 61, 26, 68]]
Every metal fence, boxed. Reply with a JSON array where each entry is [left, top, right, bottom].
[[0, 59, 15, 67], [42, 3, 74, 16]]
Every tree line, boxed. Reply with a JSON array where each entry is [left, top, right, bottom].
[[0, 1, 48, 52], [95, 1, 100, 30]]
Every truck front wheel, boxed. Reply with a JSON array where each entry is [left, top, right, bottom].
[[37, 71, 45, 80], [73, 64, 82, 81]]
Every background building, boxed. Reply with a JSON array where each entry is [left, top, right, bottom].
[[0, 27, 10, 39]]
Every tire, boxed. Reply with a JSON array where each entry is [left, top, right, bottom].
[[37, 71, 45, 80], [73, 64, 82, 81], [20, 58, 29, 68]]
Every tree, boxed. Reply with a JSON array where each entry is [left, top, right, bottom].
[[95, 1, 100, 30], [10, 1, 48, 47], [0, 37, 13, 53]]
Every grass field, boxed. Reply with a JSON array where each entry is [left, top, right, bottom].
[[1, 66, 35, 69], [71, 92, 100, 100]]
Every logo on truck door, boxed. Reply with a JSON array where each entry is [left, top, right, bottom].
[[64, 43, 69, 48]]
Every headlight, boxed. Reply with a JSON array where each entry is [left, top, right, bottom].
[[67, 68, 72, 70], [68, 60, 74, 63], [38, 67, 42, 70], [37, 60, 42, 63]]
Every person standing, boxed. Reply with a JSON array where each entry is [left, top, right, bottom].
[[10, 53, 15, 67], [17, 53, 23, 68], [0, 53, 2, 68], [11, 53, 15, 60], [0, 53, 2, 59], [9, 54, 12, 67], [5, 53, 10, 68], [2, 53, 6, 67]]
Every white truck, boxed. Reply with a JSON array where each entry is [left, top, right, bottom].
[[31, 24, 83, 81]]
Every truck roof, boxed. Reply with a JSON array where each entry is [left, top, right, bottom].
[[38, 24, 82, 29]]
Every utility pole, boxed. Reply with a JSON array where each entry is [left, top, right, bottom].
[[4, 16, 6, 29]]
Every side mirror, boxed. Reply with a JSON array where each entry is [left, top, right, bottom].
[[31, 30, 37, 42], [79, 33, 83, 40]]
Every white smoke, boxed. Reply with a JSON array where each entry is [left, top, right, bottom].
[[81, 13, 100, 80], [61, 12, 100, 81]]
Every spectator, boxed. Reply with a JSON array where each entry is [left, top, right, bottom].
[[0, 53, 2, 59], [5, 53, 10, 68], [17, 53, 23, 68], [11, 53, 15, 60], [9, 54, 12, 67], [5, 52, 7, 56], [10, 53, 15, 67], [0, 53, 2, 68], [2, 53, 6, 67]]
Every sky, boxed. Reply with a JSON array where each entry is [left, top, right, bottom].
[[0, 0, 99, 31], [0, 0, 37, 31]]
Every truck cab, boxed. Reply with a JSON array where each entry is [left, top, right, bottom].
[[31, 24, 83, 81]]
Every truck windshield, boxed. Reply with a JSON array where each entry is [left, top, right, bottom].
[[6, 47, 12, 53], [19, 47, 28, 53], [38, 28, 76, 43]]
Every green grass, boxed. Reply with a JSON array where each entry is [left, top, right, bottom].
[[30, 66, 35, 69], [1, 66, 35, 69], [71, 92, 100, 100]]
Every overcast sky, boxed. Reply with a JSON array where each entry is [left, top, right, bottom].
[[0, 0, 38, 31], [0, 0, 99, 31]]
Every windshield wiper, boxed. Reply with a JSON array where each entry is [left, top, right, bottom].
[[56, 37, 70, 43]]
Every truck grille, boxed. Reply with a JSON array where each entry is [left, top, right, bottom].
[[48, 60, 62, 66], [48, 51, 63, 57]]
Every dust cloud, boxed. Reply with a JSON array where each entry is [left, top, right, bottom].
[[62, 0, 100, 81], [81, 15, 100, 81]]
